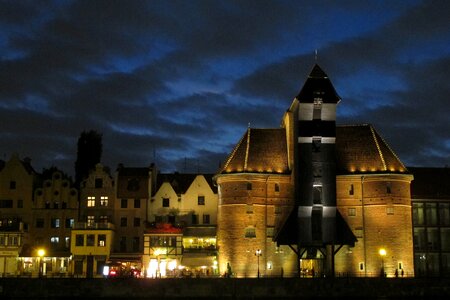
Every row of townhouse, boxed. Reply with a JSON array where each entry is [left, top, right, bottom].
[[0, 154, 218, 278]]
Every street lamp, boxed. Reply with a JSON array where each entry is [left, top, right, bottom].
[[255, 249, 262, 278], [37, 248, 45, 278], [379, 248, 386, 277]]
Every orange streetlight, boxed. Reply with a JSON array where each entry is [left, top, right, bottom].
[[255, 249, 262, 278], [379, 248, 386, 277]]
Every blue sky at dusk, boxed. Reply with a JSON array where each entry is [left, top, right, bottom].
[[1, 0, 449, 176]]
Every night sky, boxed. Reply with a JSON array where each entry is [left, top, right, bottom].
[[1, 0, 449, 177]]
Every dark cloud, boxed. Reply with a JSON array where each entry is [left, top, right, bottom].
[[1, 0, 449, 177]]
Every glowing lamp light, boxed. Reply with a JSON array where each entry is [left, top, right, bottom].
[[379, 248, 386, 256], [37, 249, 46, 257]]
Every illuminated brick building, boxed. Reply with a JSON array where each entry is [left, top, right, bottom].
[[215, 64, 414, 278]]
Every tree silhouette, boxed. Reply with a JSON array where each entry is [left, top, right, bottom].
[[74, 130, 102, 187]]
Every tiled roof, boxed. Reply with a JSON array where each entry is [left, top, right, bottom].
[[218, 124, 407, 176], [336, 124, 408, 174], [409, 167, 450, 199], [218, 128, 290, 175]]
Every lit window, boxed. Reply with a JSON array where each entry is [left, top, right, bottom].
[[65, 237, 70, 248], [87, 196, 95, 207], [198, 196, 205, 205], [51, 218, 60, 228], [100, 196, 108, 206], [51, 236, 59, 244], [98, 234, 106, 247], [65, 218, 74, 228], [87, 215, 95, 226]]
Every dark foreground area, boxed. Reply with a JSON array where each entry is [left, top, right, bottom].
[[1, 277, 450, 299]]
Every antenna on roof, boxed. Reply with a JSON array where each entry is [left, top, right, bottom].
[[248, 122, 251, 128], [315, 49, 318, 61]]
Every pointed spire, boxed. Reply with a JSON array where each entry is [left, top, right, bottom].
[[295, 64, 341, 104]]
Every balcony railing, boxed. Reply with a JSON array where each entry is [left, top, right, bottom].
[[73, 222, 115, 230]]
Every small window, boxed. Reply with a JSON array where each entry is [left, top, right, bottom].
[[132, 237, 140, 252], [348, 208, 356, 216], [191, 214, 198, 225], [134, 217, 140, 227], [87, 196, 95, 207], [121, 217, 127, 227], [246, 183, 252, 190], [10, 181, 16, 189], [313, 185, 322, 204], [386, 182, 392, 194], [349, 184, 354, 196], [51, 218, 60, 228], [312, 137, 321, 152], [355, 227, 363, 238], [274, 183, 280, 193], [245, 227, 256, 238], [17, 199, 23, 208], [266, 227, 274, 238], [134, 198, 141, 208], [387, 207, 394, 215], [95, 178, 103, 188], [121, 198, 127, 208], [65, 218, 74, 228], [98, 234, 106, 247], [99, 215, 108, 223], [50, 236, 59, 246], [398, 262, 403, 270], [359, 262, 365, 271], [86, 234, 95, 246], [162, 198, 170, 207], [203, 214, 210, 224], [100, 196, 108, 206], [87, 215, 95, 226], [198, 196, 205, 205], [75, 234, 84, 246], [246, 204, 253, 214], [65, 237, 70, 249]]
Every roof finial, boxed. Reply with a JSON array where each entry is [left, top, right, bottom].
[[248, 122, 251, 128], [315, 49, 318, 61]]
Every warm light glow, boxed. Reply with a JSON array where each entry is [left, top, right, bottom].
[[168, 260, 177, 271], [255, 249, 262, 256], [160, 260, 167, 277], [37, 249, 46, 257], [379, 248, 386, 256], [147, 259, 158, 278]]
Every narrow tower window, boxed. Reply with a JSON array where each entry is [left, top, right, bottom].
[[313, 185, 322, 205], [349, 184, 354, 195]]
